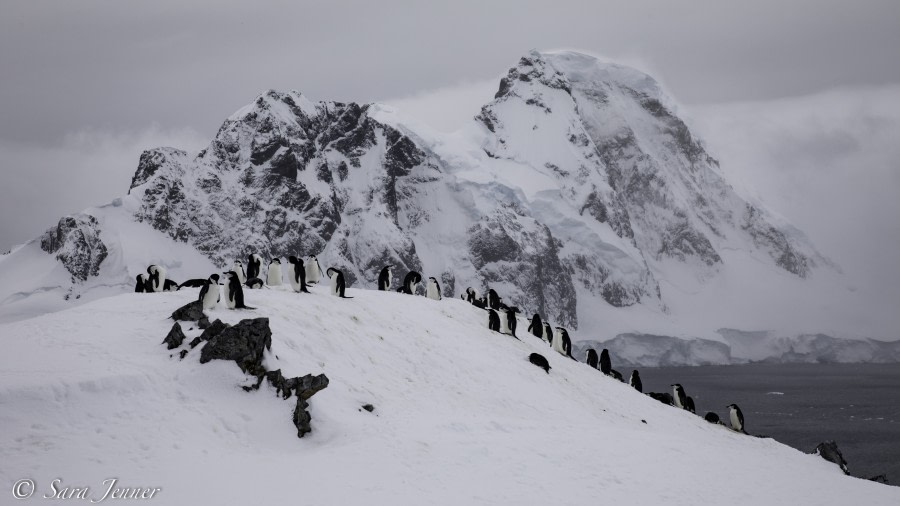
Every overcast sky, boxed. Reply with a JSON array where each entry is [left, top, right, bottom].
[[2, 1, 899, 322]]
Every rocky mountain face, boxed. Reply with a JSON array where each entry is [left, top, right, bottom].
[[15, 50, 827, 330]]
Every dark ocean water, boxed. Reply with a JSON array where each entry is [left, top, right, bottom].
[[638, 363, 900, 485]]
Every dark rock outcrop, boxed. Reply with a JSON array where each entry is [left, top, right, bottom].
[[171, 300, 205, 321], [39, 214, 108, 281], [198, 318, 228, 342], [199, 317, 271, 374], [162, 322, 186, 350]]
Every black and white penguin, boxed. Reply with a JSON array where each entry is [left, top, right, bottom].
[[400, 271, 421, 295], [599, 348, 612, 375], [163, 279, 179, 292], [727, 404, 746, 433], [585, 349, 599, 369], [287, 256, 310, 293], [704, 412, 721, 424], [178, 278, 207, 289], [266, 258, 282, 286], [649, 392, 674, 405], [552, 327, 571, 357], [326, 267, 352, 298], [487, 289, 501, 310], [543, 322, 554, 345], [223, 271, 254, 309], [629, 370, 643, 392], [425, 277, 442, 301], [487, 309, 501, 332], [685, 396, 696, 414], [528, 353, 551, 374], [245, 278, 264, 289], [305, 256, 323, 285], [472, 296, 487, 309], [672, 384, 687, 410], [199, 274, 220, 311], [610, 369, 624, 382], [527, 314, 543, 339], [247, 253, 263, 280], [377, 265, 393, 291], [231, 261, 246, 284], [134, 274, 149, 293], [147, 265, 167, 293], [464, 287, 480, 304], [505, 306, 519, 337]]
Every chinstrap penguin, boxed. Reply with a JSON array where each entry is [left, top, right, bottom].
[[425, 277, 441, 301], [223, 271, 254, 309], [199, 274, 221, 310], [528, 353, 551, 374], [672, 384, 687, 410], [527, 314, 543, 339], [288, 256, 310, 293], [305, 256, 323, 285], [267, 258, 283, 286], [727, 404, 746, 433], [599, 349, 611, 375], [629, 370, 643, 392], [378, 265, 393, 291], [231, 261, 246, 284], [327, 267, 352, 298], [247, 253, 263, 280], [585, 349, 599, 369]]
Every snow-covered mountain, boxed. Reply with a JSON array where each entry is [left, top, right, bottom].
[[1, 49, 879, 359], [2, 285, 896, 505]]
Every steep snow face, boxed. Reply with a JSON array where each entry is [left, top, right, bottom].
[[0, 51, 838, 339]]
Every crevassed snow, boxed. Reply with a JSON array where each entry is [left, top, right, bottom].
[[1, 286, 896, 505]]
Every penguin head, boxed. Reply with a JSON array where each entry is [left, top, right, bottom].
[[209, 274, 220, 283], [289, 255, 298, 264], [270, 258, 281, 265]]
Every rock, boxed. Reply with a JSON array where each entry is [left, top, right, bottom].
[[869, 474, 889, 484], [361, 404, 375, 412], [812, 441, 849, 475], [293, 398, 314, 438], [198, 317, 211, 329], [199, 317, 272, 373], [39, 214, 108, 281], [198, 319, 228, 342], [189, 337, 202, 349], [171, 300, 205, 321], [179, 350, 188, 360], [162, 322, 186, 350]]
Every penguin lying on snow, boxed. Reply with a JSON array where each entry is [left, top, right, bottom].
[[378, 265, 393, 291], [648, 392, 674, 405], [223, 271, 254, 309], [178, 278, 208, 289], [528, 353, 551, 374], [245, 278, 264, 289], [327, 267, 352, 298], [288, 256, 310, 293]]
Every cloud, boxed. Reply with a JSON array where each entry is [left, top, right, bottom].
[[381, 78, 500, 133], [0, 125, 208, 251]]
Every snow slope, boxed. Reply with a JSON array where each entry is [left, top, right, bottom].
[[1, 285, 895, 505]]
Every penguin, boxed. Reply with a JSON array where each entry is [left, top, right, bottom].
[[585, 349, 599, 369], [649, 392, 674, 405], [543, 322, 554, 345], [505, 306, 519, 337], [247, 253, 263, 280], [199, 274, 220, 310], [178, 278, 207, 289], [561, 329, 573, 359], [147, 265, 167, 292], [266, 258, 283, 286], [727, 404, 746, 433], [465, 287, 480, 304], [599, 349, 612, 375], [497, 307, 510, 334], [610, 369, 624, 382], [245, 278, 264, 289], [528, 353, 551, 374], [487, 309, 501, 332], [685, 396, 696, 414], [400, 271, 421, 295], [378, 265, 393, 291], [552, 327, 571, 357], [223, 271, 254, 309], [672, 384, 687, 410], [472, 296, 487, 309], [287, 256, 310, 293], [487, 289, 501, 310], [629, 370, 643, 392], [231, 261, 246, 284], [163, 279, 179, 291], [305, 256, 323, 285], [527, 314, 543, 339], [704, 412, 721, 424], [134, 274, 149, 293], [326, 267, 352, 298], [425, 277, 442, 301]]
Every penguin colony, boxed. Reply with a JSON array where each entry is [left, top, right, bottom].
[[139, 256, 751, 435]]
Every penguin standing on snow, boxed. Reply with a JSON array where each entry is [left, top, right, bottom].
[[727, 404, 746, 433], [199, 274, 220, 310], [543, 322, 554, 345], [552, 327, 569, 357], [231, 261, 246, 284], [134, 274, 150, 293], [425, 277, 442, 301], [465, 287, 479, 304], [378, 265, 393, 291], [287, 256, 310, 293], [147, 265, 167, 293], [487, 289, 501, 310], [527, 314, 543, 339], [327, 267, 352, 298], [685, 396, 696, 414], [505, 306, 519, 337], [487, 309, 501, 332], [672, 384, 688, 410], [629, 370, 643, 392], [223, 271, 254, 309], [585, 349, 599, 369], [400, 271, 421, 295], [247, 253, 263, 280], [305, 256, 323, 285], [599, 348, 612, 375], [266, 258, 283, 286]]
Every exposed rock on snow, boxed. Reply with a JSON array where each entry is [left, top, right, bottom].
[[162, 322, 186, 350], [39, 214, 108, 281], [171, 300, 205, 321], [199, 317, 272, 373]]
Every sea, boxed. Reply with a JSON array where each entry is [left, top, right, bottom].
[[638, 363, 900, 485]]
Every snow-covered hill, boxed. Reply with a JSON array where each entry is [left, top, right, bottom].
[[1, 49, 890, 362], [1, 285, 895, 505]]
